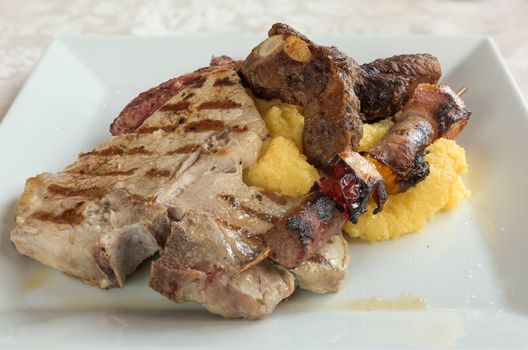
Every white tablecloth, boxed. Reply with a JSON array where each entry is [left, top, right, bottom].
[[1, 0, 527, 120]]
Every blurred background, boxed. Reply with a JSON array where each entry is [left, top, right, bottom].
[[1, 0, 527, 120]]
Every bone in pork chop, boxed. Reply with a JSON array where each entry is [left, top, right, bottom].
[[150, 164, 298, 319], [151, 149, 350, 318], [11, 68, 264, 288]]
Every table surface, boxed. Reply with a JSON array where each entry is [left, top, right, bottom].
[[1, 0, 527, 121]]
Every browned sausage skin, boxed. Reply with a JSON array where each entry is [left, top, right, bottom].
[[357, 54, 442, 122], [368, 83, 471, 193]]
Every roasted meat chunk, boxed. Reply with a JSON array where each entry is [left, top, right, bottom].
[[241, 23, 363, 166], [150, 210, 296, 319], [241, 23, 443, 165], [151, 128, 352, 317]]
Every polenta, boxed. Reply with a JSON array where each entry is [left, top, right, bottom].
[[243, 136, 319, 198], [246, 99, 470, 241]]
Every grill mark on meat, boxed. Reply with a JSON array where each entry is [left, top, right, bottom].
[[159, 101, 190, 113], [184, 119, 225, 132], [32, 202, 85, 225], [216, 218, 266, 245], [213, 77, 236, 86], [187, 75, 206, 89], [205, 265, 224, 283], [182, 93, 194, 100], [166, 143, 201, 155], [201, 147, 228, 156], [137, 125, 177, 134], [231, 125, 249, 133], [218, 193, 279, 224], [47, 184, 107, 198], [260, 190, 290, 205], [309, 253, 330, 265], [81, 146, 151, 157], [146, 168, 172, 177], [197, 100, 242, 110], [75, 168, 137, 177], [217, 219, 251, 235], [129, 193, 155, 202]]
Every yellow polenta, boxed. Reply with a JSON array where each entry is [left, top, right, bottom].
[[244, 136, 319, 198], [344, 138, 470, 241], [244, 99, 318, 198], [246, 100, 470, 241]]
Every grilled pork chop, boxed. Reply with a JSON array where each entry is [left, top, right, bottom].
[[150, 165, 298, 318], [150, 156, 350, 318], [11, 68, 265, 288], [12, 65, 349, 318]]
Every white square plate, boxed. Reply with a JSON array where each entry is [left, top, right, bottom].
[[1, 36, 527, 349]]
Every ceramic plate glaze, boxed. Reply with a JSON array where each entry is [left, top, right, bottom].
[[1, 36, 527, 349]]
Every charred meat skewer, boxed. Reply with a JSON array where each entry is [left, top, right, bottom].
[[367, 83, 471, 194], [260, 83, 470, 269], [264, 151, 387, 268]]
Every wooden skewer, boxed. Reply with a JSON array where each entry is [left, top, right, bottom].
[[456, 86, 468, 96], [232, 246, 272, 278]]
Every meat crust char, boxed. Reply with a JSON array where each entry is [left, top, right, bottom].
[[240, 23, 363, 166], [265, 192, 347, 269], [368, 83, 471, 193], [265, 150, 386, 268], [357, 54, 442, 122], [110, 56, 242, 135]]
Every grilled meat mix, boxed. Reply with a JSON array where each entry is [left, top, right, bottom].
[[10, 22, 471, 319], [241, 23, 442, 166]]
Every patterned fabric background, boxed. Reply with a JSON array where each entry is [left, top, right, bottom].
[[1, 0, 527, 120]]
